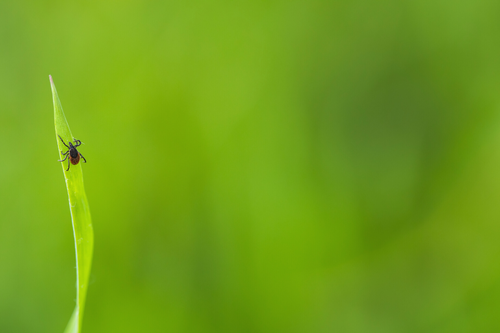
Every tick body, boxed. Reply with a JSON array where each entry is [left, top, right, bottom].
[[58, 135, 86, 171]]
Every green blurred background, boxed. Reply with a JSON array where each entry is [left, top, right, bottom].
[[2, 1, 500, 332]]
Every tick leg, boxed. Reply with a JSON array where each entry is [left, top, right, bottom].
[[58, 154, 69, 162], [58, 135, 70, 149], [66, 158, 71, 171], [79, 153, 86, 163], [74, 139, 82, 146], [60, 150, 69, 155]]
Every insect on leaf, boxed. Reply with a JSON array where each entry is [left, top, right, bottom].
[[50, 75, 94, 333]]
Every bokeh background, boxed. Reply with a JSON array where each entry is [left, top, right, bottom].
[[2, 1, 500, 332]]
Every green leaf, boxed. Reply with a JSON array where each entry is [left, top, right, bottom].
[[50, 75, 94, 333]]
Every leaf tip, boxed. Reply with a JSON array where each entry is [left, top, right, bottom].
[[49, 74, 54, 85]]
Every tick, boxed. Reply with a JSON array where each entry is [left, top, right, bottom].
[[58, 135, 87, 171]]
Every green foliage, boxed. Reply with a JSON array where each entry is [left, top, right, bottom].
[[50, 76, 94, 333], [4, 2, 500, 332]]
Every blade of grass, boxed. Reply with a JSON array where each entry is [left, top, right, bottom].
[[50, 75, 94, 333]]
